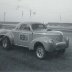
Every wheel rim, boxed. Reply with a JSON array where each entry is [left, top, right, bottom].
[[2, 38, 8, 48], [36, 47, 44, 59]]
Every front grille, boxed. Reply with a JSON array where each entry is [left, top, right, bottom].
[[52, 34, 63, 43]]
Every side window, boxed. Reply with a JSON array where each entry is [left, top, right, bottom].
[[19, 24, 30, 31]]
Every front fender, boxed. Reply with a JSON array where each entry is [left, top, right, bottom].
[[29, 37, 50, 50], [63, 37, 69, 48]]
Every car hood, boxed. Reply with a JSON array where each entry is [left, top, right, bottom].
[[33, 30, 63, 42], [34, 30, 63, 35]]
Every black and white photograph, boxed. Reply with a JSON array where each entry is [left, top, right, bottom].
[[0, 0, 71, 72]]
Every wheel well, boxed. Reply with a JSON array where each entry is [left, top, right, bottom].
[[0, 35, 4, 38], [34, 42, 44, 51], [0, 35, 8, 39]]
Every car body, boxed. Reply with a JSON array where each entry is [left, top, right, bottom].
[[0, 22, 69, 59]]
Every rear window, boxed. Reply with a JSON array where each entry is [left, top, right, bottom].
[[1, 24, 16, 30]]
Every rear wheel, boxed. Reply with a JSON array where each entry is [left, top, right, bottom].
[[35, 45, 46, 59], [2, 37, 11, 49]]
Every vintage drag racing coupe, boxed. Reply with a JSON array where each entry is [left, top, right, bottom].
[[0, 22, 69, 59]]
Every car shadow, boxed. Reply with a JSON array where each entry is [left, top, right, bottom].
[[8, 46, 35, 57], [44, 52, 63, 60], [3, 46, 64, 60]]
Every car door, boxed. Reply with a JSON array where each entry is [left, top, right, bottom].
[[13, 24, 33, 47], [12, 29, 20, 46]]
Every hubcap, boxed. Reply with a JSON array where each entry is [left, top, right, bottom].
[[36, 47, 44, 58], [2, 39, 8, 48]]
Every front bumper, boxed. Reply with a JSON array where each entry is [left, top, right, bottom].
[[48, 37, 69, 52], [55, 41, 68, 50]]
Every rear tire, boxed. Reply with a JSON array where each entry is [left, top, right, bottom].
[[2, 37, 11, 49], [35, 45, 46, 59]]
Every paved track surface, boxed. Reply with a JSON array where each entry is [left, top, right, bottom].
[[0, 31, 72, 72]]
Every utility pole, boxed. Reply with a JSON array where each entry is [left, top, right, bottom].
[[4, 11, 6, 24], [30, 9, 32, 16], [60, 15, 61, 22], [22, 10, 23, 17]]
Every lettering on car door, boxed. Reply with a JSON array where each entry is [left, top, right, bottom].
[[20, 34, 29, 41]]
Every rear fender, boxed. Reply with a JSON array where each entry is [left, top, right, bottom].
[[6, 32, 14, 45], [0, 32, 14, 45]]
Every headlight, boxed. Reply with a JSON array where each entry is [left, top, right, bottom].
[[49, 39, 54, 44]]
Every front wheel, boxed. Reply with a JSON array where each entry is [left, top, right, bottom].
[[2, 37, 11, 49], [35, 45, 46, 59]]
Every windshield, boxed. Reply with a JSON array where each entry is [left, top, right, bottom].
[[31, 23, 47, 31]]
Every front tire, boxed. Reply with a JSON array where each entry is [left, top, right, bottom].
[[35, 45, 46, 59], [2, 37, 11, 49]]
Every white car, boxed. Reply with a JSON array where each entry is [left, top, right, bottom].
[[0, 22, 69, 59]]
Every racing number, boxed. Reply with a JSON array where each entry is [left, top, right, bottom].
[[20, 34, 28, 41]]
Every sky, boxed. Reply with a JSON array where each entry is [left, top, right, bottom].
[[0, 0, 72, 23]]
